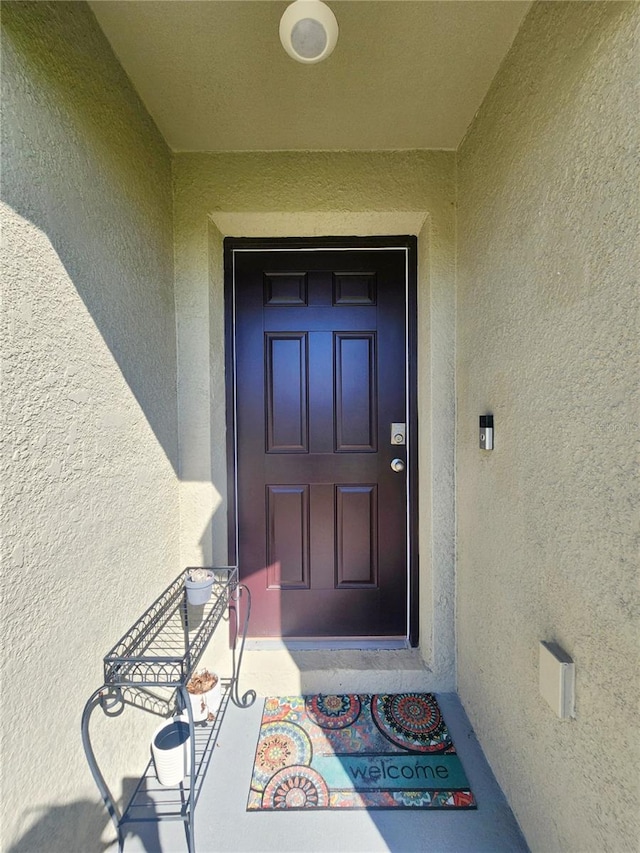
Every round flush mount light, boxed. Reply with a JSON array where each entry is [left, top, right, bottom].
[[279, 0, 339, 64]]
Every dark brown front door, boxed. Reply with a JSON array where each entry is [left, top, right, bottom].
[[227, 240, 416, 640]]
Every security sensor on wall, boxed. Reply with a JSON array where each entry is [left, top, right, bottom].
[[539, 641, 575, 719], [280, 0, 339, 64]]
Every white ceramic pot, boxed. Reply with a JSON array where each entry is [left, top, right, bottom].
[[188, 676, 222, 722], [184, 571, 214, 605], [151, 717, 191, 786]]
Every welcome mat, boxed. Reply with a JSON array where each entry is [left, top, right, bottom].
[[247, 694, 476, 810]]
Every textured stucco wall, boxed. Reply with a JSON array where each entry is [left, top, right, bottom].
[[173, 151, 457, 687], [456, 3, 639, 851], [1, 3, 178, 851]]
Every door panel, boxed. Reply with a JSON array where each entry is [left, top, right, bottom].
[[336, 485, 378, 587], [266, 485, 309, 589], [232, 247, 409, 639], [265, 333, 308, 452], [335, 333, 377, 451]]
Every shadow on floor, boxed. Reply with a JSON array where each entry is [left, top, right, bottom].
[[7, 777, 166, 853], [8, 799, 112, 853]]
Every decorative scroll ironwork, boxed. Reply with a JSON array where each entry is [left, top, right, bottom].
[[82, 567, 254, 853], [103, 568, 237, 686]]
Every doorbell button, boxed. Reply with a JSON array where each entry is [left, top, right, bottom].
[[479, 415, 494, 450]]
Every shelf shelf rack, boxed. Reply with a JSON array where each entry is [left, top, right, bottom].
[[81, 567, 255, 853]]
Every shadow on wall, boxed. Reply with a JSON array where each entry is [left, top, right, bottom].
[[7, 799, 113, 853], [8, 778, 164, 853], [2, 3, 178, 472]]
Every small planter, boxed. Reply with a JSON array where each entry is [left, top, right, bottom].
[[184, 568, 214, 605], [151, 717, 191, 786], [187, 669, 222, 723]]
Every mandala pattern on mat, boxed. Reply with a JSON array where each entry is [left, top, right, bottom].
[[451, 790, 476, 807], [428, 789, 476, 808], [329, 790, 397, 808], [263, 696, 304, 723], [262, 765, 329, 809], [371, 693, 451, 752], [305, 694, 361, 729], [251, 721, 312, 791], [393, 790, 433, 807], [308, 721, 371, 755]]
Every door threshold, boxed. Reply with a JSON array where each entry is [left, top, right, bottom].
[[245, 637, 410, 651]]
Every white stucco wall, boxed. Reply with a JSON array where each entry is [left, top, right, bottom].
[[1, 4, 178, 851], [456, 2, 639, 851], [173, 151, 457, 688]]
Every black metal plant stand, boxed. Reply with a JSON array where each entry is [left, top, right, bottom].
[[81, 567, 255, 853]]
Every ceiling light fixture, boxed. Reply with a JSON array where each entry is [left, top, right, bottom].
[[279, 0, 339, 64]]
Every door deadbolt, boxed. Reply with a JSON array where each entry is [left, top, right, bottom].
[[391, 422, 406, 445], [390, 458, 405, 473]]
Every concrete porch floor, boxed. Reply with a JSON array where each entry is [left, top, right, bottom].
[[112, 693, 529, 853]]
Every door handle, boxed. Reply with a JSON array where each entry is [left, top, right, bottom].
[[390, 458, 405, 473]]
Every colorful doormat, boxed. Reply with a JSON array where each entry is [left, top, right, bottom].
[[247, 694, 476, 811]]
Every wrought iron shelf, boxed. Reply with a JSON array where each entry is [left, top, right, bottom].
[[121, 680, 232, 827], [82, 567, 255, 853], [104, 568, 237, 687]]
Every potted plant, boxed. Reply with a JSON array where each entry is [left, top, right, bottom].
[[186, 669, 222, 723], [184, 568, 214, 605], [151, 716, 191, 786]]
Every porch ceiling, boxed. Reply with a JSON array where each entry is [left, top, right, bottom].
[[89, 0, 531, 152]]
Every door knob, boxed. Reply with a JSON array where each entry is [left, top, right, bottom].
[[390, 458, 405, 473]]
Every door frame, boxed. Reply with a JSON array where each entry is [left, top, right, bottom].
[[223, 235, 419, 646]]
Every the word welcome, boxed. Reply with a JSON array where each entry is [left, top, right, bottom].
[[349, 761, 449, 782]]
